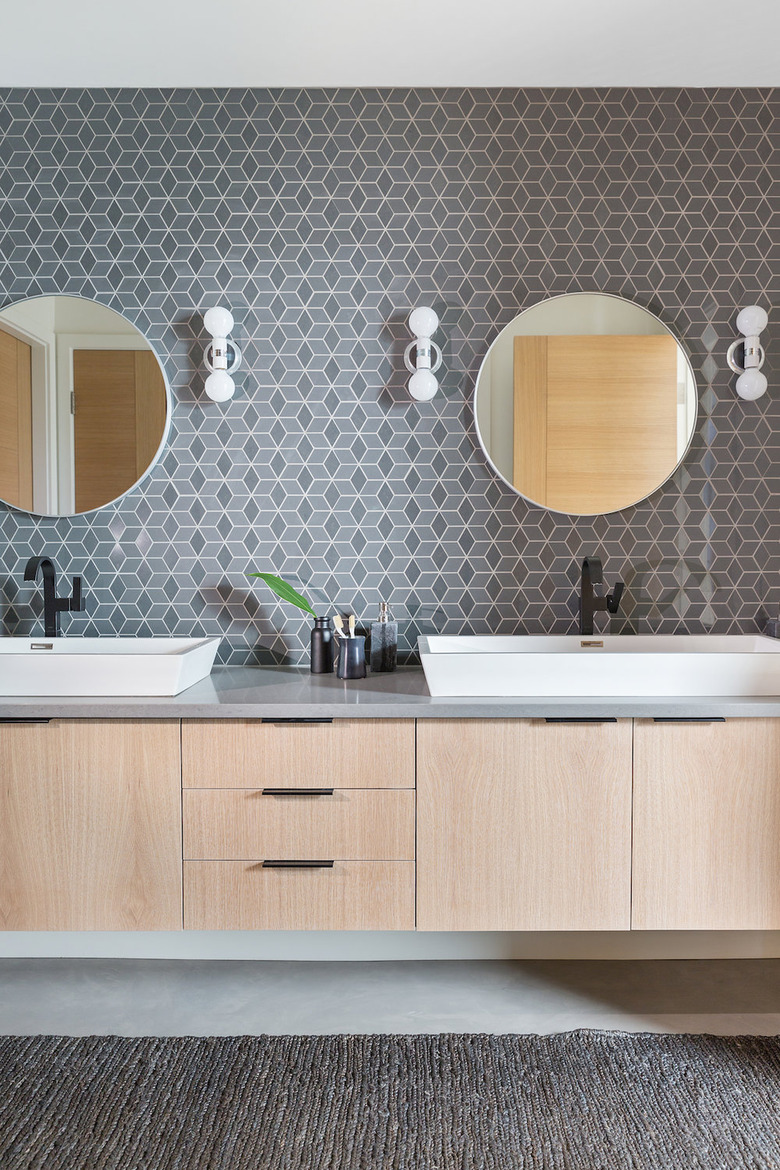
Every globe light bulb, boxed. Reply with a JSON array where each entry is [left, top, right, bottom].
[[408, 306, 439, 339], [203, 306, 235, 338], [736, 369, 768, 401], [408, 369, 439, 401], [205, 370, 235, 402], [736, 305, 768, 337]]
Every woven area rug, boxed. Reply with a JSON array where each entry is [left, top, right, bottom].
[[1, 1032, 779, 1169]]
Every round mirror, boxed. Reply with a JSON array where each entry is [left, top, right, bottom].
[[0, 295, 171, 517], [474, 293, 698, 515]]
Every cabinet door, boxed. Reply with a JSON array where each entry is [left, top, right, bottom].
[[0, 720, 182, 930], [633, 719, 780, 930], [417, 719, 632, 931]]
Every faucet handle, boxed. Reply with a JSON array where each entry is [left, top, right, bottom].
[[69, 576, 84, 612], [606, 581, 625, 614], [56, 576, 84, 614]]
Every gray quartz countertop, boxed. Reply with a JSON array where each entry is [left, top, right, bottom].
[[3, 666, 780, 719]]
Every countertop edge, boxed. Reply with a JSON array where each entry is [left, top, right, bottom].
[[2, 665, 780, 719]]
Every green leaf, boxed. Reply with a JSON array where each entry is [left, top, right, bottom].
[[247, 571, 317, 616]]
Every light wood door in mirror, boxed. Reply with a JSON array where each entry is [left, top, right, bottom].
[[0, 327, 33, 511], [513, 334, 678, 512], [73, 349, 166, 513]]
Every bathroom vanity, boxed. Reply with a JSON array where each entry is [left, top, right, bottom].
[[2, 668, 779, 939]]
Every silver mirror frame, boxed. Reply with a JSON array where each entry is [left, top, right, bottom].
[[0, 294, 173, 518], [473, 292, 699, 517]]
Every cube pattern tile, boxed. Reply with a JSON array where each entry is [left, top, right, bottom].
[[0, 87, 778, 664]]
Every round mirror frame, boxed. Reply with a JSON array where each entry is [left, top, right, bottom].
[[0, 294, 173, 519], [473, 292, 699, 517]]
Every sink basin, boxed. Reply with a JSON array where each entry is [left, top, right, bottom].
[[418, 634, 780, 698], [0, 636, 222, 696]]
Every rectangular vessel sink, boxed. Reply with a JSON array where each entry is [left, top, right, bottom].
[[418, 634, 780, 698], [0, 636, 222, 697]]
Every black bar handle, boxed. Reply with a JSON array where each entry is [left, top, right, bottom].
[[261, 859, 335, 869], [544, 717, 618, 724], [652, 717, 726, 724], [261, 788, 335, 796], [261, 718, 333, 725]]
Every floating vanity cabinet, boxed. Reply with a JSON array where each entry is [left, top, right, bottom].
[[633, 719, 780, 930], [181, 719, 416, 930], [0, 720, 182, 930], [416, 719, 633, 931]]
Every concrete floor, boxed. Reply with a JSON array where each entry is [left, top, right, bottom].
[[0, 958, 778, 1036]]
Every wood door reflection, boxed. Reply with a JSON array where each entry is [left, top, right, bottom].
[[0, 327, 33, 511], [513, 334, 678, 513], [74, 349, 166, 512]]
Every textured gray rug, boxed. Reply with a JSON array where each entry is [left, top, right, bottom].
[[1, 1032, 779, 1169]]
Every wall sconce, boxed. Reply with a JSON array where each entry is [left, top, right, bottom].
[[404, 306, 442, 401], [727, 305, 768, 401], [203, 306, 242, 402]]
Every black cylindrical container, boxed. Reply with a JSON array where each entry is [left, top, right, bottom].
[[337, 635, 367, 680], [310, 617, 334, 674]]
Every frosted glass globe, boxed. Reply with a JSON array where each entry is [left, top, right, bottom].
[[204, 306, 234, 338], [736, 369, 768, 401], [409, 369, 438, 401], [205, 370, 235, 402], [408, 306, 439, 339], [736, 305, 768, 336]]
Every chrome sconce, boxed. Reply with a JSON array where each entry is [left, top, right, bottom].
[[203, 306, 242, 402], [405, 306, 442, 401], [728, 305, 768, 401]]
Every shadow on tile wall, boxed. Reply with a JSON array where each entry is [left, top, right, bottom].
[[0, 87, 778, 663]]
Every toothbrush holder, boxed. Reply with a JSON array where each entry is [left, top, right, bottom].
[[337, 636, 366, 680]]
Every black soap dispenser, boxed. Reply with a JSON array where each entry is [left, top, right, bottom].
[[310, 616, 334, 674]]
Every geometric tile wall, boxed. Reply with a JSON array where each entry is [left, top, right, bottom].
[[0, 87, 778, 663]]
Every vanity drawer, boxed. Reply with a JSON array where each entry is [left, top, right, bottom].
[[184, 860, 415, 930], [183, 788, 415, 861], [182, 720, 415, 790]]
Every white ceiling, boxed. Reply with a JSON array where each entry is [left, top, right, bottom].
[[2, 0, 778, 89]]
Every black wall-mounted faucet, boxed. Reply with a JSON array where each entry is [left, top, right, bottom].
[[579, 556, 624, 636], [23, 556, 84, 638]]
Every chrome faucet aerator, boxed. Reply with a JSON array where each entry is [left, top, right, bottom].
[[23, 556, 84, 638], [579, 556, 624, 637]]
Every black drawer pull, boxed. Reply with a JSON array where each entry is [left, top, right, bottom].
[[262, 859, 335, 869], [261, 788, 334, 796], [652, 717, 726, 724], [261, 718, 333, 725], [544, 717, 617, 724]]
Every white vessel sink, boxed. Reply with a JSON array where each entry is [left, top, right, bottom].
[[0, 636, 222, 696], [418, 634, 780, 698]]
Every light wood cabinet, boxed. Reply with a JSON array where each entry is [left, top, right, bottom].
[[0, 720, 182, 930], [416, 719, 632, 931], [633, 719, 780, 930], [182, 719, 415, 789], [6, 713, 780, 937], [182, 718, 416, 930]]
